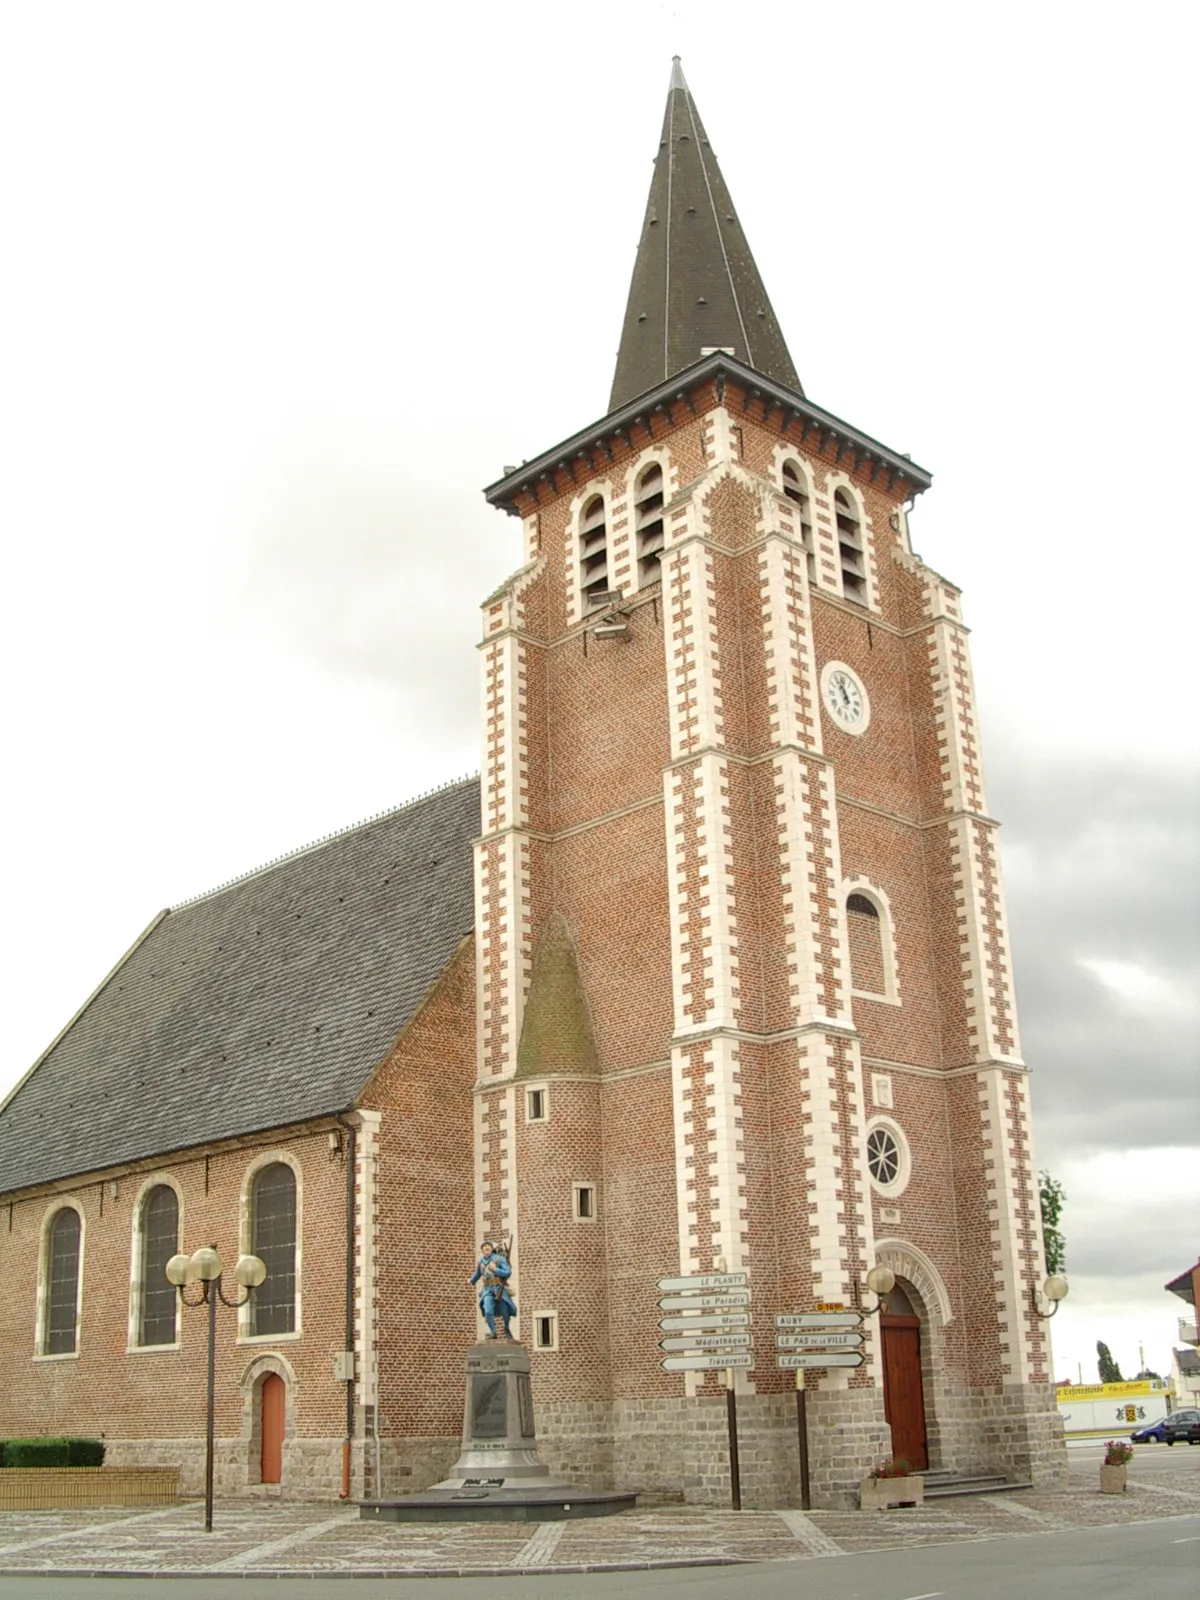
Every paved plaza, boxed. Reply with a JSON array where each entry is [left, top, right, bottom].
[[0, 1445, 1195, 1579]]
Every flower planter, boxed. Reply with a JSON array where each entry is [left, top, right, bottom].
[[859, 1475, 924, 1510], [1099, 1464, 1127, 1495], [0, 1468, 180, 1511]]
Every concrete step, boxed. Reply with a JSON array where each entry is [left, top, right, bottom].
[[923, 1474, 1032, 1499]]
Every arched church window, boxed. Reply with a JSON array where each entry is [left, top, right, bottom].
[[579, 495, 610, 610], [834, 488, 867, 605], [847, 891, 886, 995], [44, 1207, 82, 1355], [781, 460, 817, 584], [138, 1185, 179, 1346], [251, 1163, 297, 1336], [635, 464, 665, 586]]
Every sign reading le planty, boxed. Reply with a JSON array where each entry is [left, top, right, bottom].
[[657, 1272, 749, 1292]]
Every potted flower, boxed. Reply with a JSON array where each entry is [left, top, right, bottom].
[[859, 1456, 924, 1510], [1100, 1439, 1133, 1494]]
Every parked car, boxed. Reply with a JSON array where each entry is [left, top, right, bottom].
[[1162, 1408, 1200, 1445], [1130, 1419, 1169, 1443]]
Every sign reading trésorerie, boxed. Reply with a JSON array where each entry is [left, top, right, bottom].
[[662, 1352, 753, 1372], [657, 1272, 749, 1292]]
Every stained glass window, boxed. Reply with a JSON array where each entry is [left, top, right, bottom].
[[46, 1208, 81, 1354], [140, 1186, 179, 1346], [867, 1127, 900, 1187]]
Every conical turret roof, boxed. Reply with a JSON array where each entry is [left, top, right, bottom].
[[609, 59, 802, 411]]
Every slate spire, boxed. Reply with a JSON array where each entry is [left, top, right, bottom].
[[609, 58, 802, 412]]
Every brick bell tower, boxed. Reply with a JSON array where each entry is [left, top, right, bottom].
[[472, 58, 1064, 1505]]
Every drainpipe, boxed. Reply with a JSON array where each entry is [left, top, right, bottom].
[[337, 1115, 357, 1499]]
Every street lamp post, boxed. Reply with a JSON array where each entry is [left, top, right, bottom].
[[165, 1245, 267, 1532]]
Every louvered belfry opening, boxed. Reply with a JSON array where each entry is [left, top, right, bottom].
[[579, 494, 610, 609], [835, 489, 867, 604], [781, 460, 817, 585], [635, 465, 665, 586]]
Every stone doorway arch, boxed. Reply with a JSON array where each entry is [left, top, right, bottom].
[[239, 1352, 297, 1489]]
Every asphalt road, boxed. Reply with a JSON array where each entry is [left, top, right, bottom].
[[1, 1515, 1195, 1600]]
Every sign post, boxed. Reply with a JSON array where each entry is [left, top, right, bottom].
[[776, 1310, 867, 1508], [658, 1269, 751, 1513], [794, 1369, 811, 1511]]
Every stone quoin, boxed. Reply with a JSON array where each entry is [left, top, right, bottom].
[[0, 58, 1065, 1509]]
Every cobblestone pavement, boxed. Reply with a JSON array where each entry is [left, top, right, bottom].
[[0, 1448, 1195, 1577]]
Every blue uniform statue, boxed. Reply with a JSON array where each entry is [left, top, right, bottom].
[[469, 1241, 516, 1340]]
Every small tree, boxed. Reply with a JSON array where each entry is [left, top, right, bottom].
[[1097, 1341, 1124, 1384], [1039, 1170, 1066, 1276]]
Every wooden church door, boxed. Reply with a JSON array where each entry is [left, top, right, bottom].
[[880, 1286, 928, 1470], [260, 1373, 286, 1484]]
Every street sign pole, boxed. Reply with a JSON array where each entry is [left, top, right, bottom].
[[794, 1369, 811, 1511], [725, 1367, 741, 1512]]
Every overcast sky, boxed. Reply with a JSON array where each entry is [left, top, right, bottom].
[[2, 1, 1196, 1386]]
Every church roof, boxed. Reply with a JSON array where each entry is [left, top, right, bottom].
[[609, 58, 802, 411], [0, 778, 480, 1197]]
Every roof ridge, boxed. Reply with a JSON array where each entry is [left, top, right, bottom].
[[170, 773, 480, 911]]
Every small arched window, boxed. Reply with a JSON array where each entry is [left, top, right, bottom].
[[251, 1163, 297, 1336], [635, 464, 665, 586], [834, 488, 867, 605], [579, 495, 609, 610], [781, 460, 816, 584], [847, 892, 886, 995], [45, 1207, 82, 1355], [139, 1186, 179, 1346]]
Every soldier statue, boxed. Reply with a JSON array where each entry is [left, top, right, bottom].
[[469, 1239, 517, 1341]]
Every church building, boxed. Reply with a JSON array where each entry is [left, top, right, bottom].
[[0, 61, 1065, 1508]]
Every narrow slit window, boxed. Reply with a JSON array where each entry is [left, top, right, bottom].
[[139, 1185, 179, 1346], [251, 1163, 297, 1336], [835, 488, 867, 605], [635, 464, 665, 586], [526, 1087, 547, 1123], [579, 495, 609, 609], [45, 1208, 81, 1355], [781, 460, 817, 584], [847, 892, 886, 995], [534, 1312, 558, 1350], [573, 1183, 596, 1221]]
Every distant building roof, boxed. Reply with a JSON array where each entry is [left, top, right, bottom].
[[0, 778, 480, 1195], [1165, 1262, 1199, 1305]]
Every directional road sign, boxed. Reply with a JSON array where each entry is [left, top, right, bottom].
[[659, 1332, 751, 1353], [775, 1331, 864, 1350], [657, 1272, 748, 1292], [776, 1351, 864, 1370], [658, 1291, 750, 1312], [659, 1312, 750, 1333], [662, 1351, 753, 1372], [775, 1313, 861, 1329]]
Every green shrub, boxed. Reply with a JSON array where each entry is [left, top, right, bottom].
[[0, 1437, 105, 1469]]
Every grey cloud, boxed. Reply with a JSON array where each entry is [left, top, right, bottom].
[[990, 748, 1200, 1158]]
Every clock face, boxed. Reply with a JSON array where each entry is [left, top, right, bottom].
[[820, 663, 870, 734]]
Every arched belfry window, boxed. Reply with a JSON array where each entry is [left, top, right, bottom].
[[139, 1186, 179, 1346], [835, 488, 867, 604], [579, 495, 609, 610], [44, 1207, 82, 1355], [847, 892, 886, 995], [251, 1163, 297, 1336], [635, 464, 665, 586], [781, 460, 816, 583]]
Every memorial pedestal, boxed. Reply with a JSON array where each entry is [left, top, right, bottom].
[[361, 1342, 635, 1522]]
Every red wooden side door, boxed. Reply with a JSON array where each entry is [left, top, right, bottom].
[[880, 1313, 928, 1470], [261, 1373, 286, 1485]]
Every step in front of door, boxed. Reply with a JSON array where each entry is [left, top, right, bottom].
[[923, 1473, 1033, 1498]]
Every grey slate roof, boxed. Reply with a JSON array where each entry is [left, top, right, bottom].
[[609, 58, 802, 412], [0, 778, 480, 1196]]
